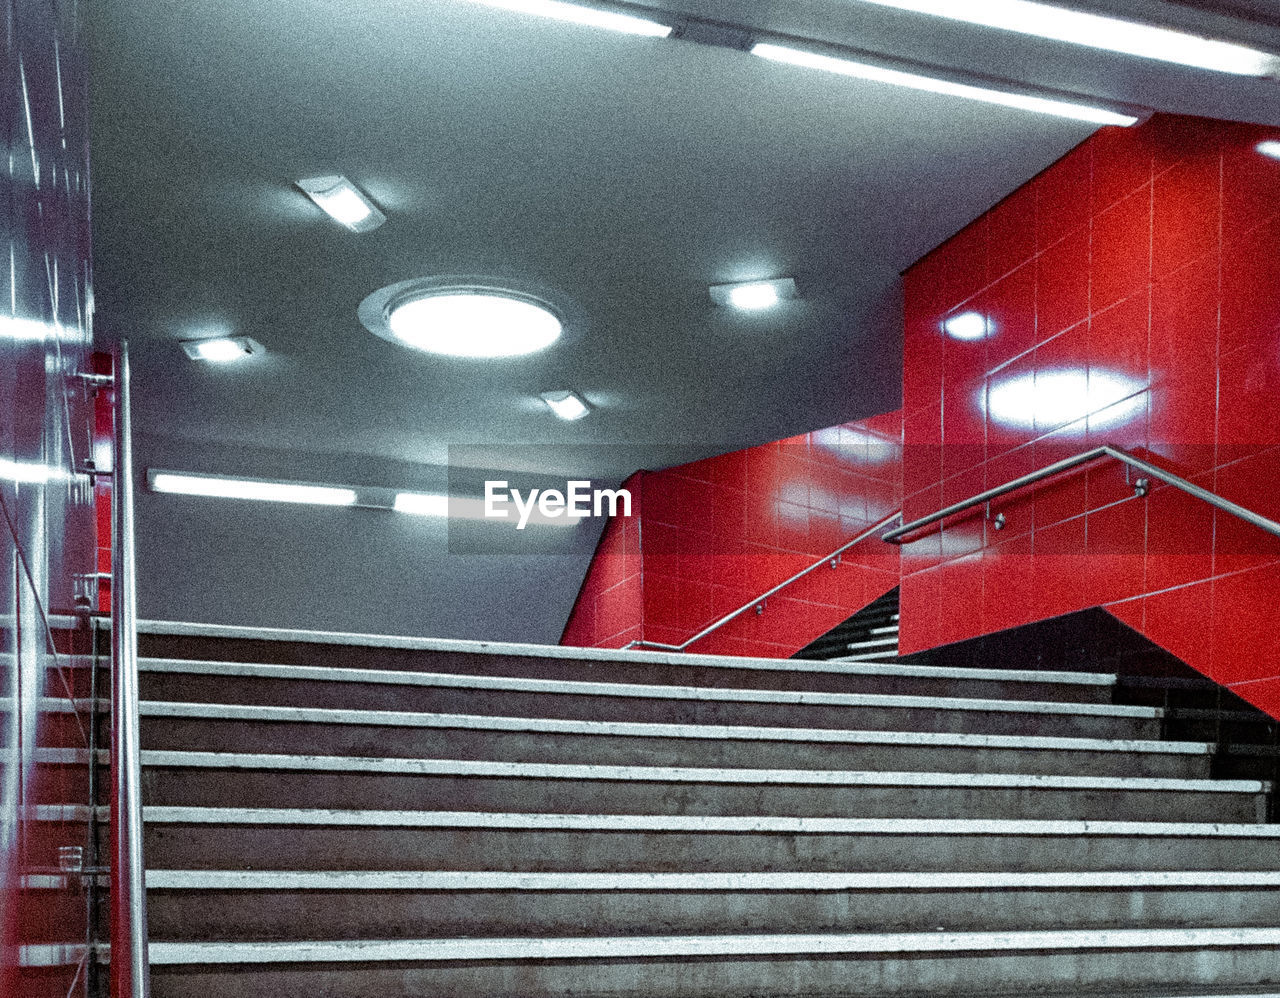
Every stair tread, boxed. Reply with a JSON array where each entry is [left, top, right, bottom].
[[138, 750, 1267, 793], [139, 660, 1150, 717], [138, 701, 1211, 754]]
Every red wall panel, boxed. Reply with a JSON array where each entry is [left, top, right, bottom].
[[901, 113, 1280, 715], [562, 414, 904, 657]]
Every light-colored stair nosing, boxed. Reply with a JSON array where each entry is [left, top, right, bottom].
[[143, 869, 1280, 891], [845, 637, 900, 650], [869, 625, 900, 635], [137, 654, 1116, 688], [138, 660, 1149, 718], [138, 750, 1266, 794], [138, 700, 1210, 755], [142, 926, 1280, 965], [142, 807, 1280, 837]]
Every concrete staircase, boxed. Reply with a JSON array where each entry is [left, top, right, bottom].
[[127, 622, 1280, 997]]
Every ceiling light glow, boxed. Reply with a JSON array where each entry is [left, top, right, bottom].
[[944, 311, 990, 341], [1259, 141, 1280, 161], [296, 176, 386, 232], [149, 472, 357, 506], [179, 336, 264, 363], [730, 284, 781, 310], [385, 289, 563, 359], [393, 492, 453, 517], [751, 42, 1139, 126], [540, 390, 591, 421], [460, 0, 673, 36], [709, 277, 798, 311], [845, 0, 1280, 77]]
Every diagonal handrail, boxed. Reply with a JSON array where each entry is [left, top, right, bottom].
[[623, 510, 903, 653], [881, 444, 1280, 544]]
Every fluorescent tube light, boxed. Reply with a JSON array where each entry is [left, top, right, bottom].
[[751, 43, 1139, 126], [149, 471, 357, 507], [540, 390, 591, 421], [296, 176, 386, 232], [180, 336, 264, 363], [393, 492, 453, 517], [460, 0, 672, 37], [1259, 141, 1280, 161], [0, 459, 62, 485], [845, 0, 1280, 77]]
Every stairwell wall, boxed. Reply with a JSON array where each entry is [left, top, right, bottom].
[[561, 413, 903, 657], [900, 113, 1280, 715]]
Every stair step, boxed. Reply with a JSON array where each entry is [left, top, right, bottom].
[[138, 654, 1118, 701], [144, 868, 1280, 938], [137, 701, 1212, 778], [137, 659, 1157, 738], [141, 808, 1280, 873], [142, 928, 1280, 998], [138, 751, 1268, 821]]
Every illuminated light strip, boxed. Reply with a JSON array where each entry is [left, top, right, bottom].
[[751, 43, 1139, 126], [395, 491, 584, 527], [459, 0, 672, 37], [148, 472, 357, 507], [0, 458, 65, 484], [846, 0, 1280, 77]]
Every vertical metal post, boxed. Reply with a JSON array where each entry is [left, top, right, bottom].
[[109, 342, 151, 998]]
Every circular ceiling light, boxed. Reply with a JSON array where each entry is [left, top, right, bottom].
[[361, 282, 564, 359]]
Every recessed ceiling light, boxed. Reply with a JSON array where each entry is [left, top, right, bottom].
[[943, 311, 990, 341], [368, 286, 563, 359], [1259, 141, 1280, 160], [459, 0, 672, 37], [709, 277, 798, 312], [296, 176, 386, 232], [751, 43, 1139, 126], [149, 471, 357, 506], [180, 336, 264, 363], [844, 0, 1280, 77], [540, 390, 591, 421]]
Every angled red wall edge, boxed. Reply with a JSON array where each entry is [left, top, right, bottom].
[[901, 113, 1280, 715]]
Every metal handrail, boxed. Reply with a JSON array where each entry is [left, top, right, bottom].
[[109, 342, 151, 998], [624, 510, 904, 653], [882, 444, 1280, 544]]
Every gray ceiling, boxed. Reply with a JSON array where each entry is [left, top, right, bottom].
[[89, 0, 1280, 483], [88, 0, 1280, 638]]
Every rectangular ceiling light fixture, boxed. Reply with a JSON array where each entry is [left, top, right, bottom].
[[845, 0, 1280, 77], [751, 43, 1139, 126], [296, 176, 387, 232], [1259, 140, 1280, 160], [461, 0, 673, 37], [149, 470, 358, 507], [539, 390, 591, 421]]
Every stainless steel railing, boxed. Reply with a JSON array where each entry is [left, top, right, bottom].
[[881, 444, 1280, 544], [624, 511, 903, 653], [109, 342, 151, 998]]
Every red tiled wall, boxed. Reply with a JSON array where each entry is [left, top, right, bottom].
[[901, 113, 1280, 715], [561, 472, 645, 647], [561, 414, 903, 658]]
